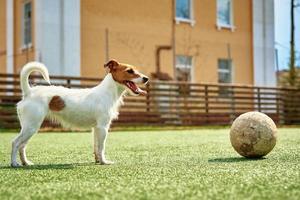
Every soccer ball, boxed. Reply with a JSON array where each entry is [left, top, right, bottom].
[[230, 111, 277, 158]]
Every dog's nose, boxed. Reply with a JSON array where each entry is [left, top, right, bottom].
[[143, 77, 149, 83]]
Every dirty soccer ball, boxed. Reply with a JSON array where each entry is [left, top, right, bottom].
[[230, 111, 277, 158]]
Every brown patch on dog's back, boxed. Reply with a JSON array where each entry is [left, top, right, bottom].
[[49, 95, 65, 111]]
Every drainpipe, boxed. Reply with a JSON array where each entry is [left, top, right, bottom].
[[153, 0, 175, 80], [156, 46, 172, 74], [172, 0, 176, 78]]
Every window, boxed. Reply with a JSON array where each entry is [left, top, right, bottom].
[[218, 59, 232, 83], [176, 55, 193, 82], [23, 2, 32, 46], [218, 59, 232, 96], [217, 0, 233, 28], [176, 0, 194, 24]]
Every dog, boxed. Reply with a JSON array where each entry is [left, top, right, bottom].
[[11, 59, 149, 167]]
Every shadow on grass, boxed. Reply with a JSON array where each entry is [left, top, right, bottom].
[[208, 157, 266, 163], [0, 162, 96, 170]]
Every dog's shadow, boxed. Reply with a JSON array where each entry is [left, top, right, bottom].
[[0, 162, 96, 170], [208, 157, 266, 163], [1, 158, 266, 169]]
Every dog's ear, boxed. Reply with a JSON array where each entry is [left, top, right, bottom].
[[104, 59, 119, 72]]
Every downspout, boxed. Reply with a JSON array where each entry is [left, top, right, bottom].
[[156, 46, 172, 74], [172, 0, 176, 78], [153, 0, 175, 80]]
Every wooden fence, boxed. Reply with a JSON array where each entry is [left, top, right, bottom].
[[1, 73, 300, 129]]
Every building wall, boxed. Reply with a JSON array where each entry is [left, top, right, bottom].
[[81, 0, 173, 78], [81, 0, 254, 85], [13, 0, 35, 73], [0, 0, 6, 73], [253, 0, 276, 86], [1, 0, 271, 86], [35, 0, 80, 76], [175, 0, 253, 84], [3, 0, 81, 76], [35, 0, 62, 75]]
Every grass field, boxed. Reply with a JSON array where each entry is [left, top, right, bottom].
[[0, 128, 299, 200]]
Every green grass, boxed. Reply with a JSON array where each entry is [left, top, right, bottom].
[[0, 128, 299, 200]]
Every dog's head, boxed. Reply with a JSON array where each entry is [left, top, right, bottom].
[[104, 59, 149, 96]]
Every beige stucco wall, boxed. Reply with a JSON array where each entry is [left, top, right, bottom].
[[1, 0, 253, 85], [175, 0, 253, 84], [0, 0, 6, 73], [82, 0, 254, 84], [81, 0, 173, 78]]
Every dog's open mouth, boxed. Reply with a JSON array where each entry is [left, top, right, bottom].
[[124, 81, 147, 96]]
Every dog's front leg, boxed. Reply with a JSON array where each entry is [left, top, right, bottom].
[[94, 126, 114, 165], [93, 128, 100, 163]]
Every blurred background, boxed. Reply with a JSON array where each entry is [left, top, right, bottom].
[[0, 0, 299, 87], [0, 0, 300, 128]]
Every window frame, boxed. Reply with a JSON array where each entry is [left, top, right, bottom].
[[218, 58, 234, 97], [218, 58, 233, 84], [175, 0, 195, 26], [21, 1, 32, 49], [216, 0, 235, 31], [175, 55, 194, 82]]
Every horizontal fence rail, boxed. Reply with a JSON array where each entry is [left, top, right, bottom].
[[0, 73, 300, 129]]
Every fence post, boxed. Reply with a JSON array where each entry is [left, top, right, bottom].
[[230, 86, 235, 123], [146, 83, 150, 112], [257, 88, 261, 112], [183, 82, 189, 125], [66, 79, 71, 88], [276, 88, 281, 125], [204, 85, 209, 123]]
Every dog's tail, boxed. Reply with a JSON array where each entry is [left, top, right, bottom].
[[20, 62, 50, 96]]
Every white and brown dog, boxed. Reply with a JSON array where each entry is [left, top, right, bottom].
[[11, 60, 148, 167]]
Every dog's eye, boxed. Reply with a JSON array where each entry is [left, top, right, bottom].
[[127, 69, 134, 74]]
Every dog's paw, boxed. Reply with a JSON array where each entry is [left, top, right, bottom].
[[22, 161, 34, 166], [11, 162, 22, 168], [99, 160, 115, 165]]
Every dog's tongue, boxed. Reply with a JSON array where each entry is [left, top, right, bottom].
[[127, 81, 147, 96], [136, 87, 147, 96]]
